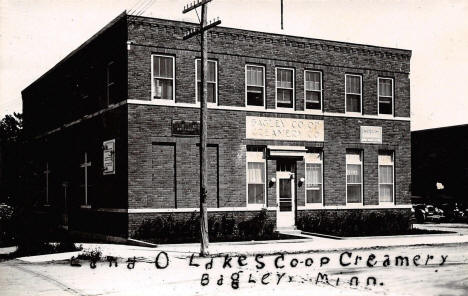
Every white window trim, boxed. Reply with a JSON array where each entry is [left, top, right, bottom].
[[246, 150, 267, 209], [345, 74, 363, 114], [378, 152, 395, 205], [304, 70, 323, 113], [304, 152, 324, 208], [151, 54, 176, 103], [346, 151, 363, 205], [245, 64, 266, 110], [377, 77, 394, 117], [195, 59, 218, 106], [275, 67, 295, 110]]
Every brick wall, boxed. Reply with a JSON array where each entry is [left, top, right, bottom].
[[127, 16, 410, 117]]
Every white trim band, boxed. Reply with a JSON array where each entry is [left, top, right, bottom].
[[126, 99, 411, 121]]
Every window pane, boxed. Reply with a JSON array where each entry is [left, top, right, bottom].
[[306, 91, 321, 110], [346, 94, 361, 112], [277, 89, 293, 108], [379, 79, 392, 97], [305, 72, 320, 91], [248, 184, 264, 204], [247, 66, 263, 87], [154, 56, 173, 78], [277, 69, 293, 87], [347, 164, 361, 183], [306, 189, 322, 203], [248, 162, 265, 183], [153, 78, 173, 100], [247, 86, 264, 106], [197, 60, 216, 83], [346, 75, 361, 93], [379, 101, 392, 114], [380, 184, 393, 202], [346, 152, 361, 163], [306, 163, 322, 185], [379, 165, 393, 183], [347, 184, 362, 203]]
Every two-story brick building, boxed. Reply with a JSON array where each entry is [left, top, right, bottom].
[[21, 12, 412, 239]]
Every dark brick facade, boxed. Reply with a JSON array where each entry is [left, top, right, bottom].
[[22, 13, 412, 239]]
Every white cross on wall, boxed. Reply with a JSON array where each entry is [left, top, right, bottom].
[[80, 152, 92, 206], [43, 162, 51, 205]]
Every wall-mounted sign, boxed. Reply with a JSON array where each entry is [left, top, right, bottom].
[[360, 126, 382, 144], [103, 139, 115, 175], [246, 116, 324, 142], [172, 120, 200, 136]]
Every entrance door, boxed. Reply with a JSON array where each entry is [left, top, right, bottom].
[[276, 171, 295, 228]]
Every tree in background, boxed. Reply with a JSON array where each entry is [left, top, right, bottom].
[[0, 112, 23, 204]]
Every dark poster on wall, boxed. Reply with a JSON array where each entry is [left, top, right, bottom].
[[172, 120, 200, 136]]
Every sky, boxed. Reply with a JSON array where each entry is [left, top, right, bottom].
[[0, 0, 467, 131]]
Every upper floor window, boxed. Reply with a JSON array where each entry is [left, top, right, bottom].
[[305, 151, 323, 204], [346, 150, 363, 203], [304, 70, 322, 110], [106, 61, 116, 105], [345, 74, 362, 113], [246, 65, 265, 107], [379, 151, 394, 203], [151, 55, 174, 100], [246, 146, 266, 207], [196, 59, 217, 104], [276, 68, 294, 109], [378, 77, 393, 115]]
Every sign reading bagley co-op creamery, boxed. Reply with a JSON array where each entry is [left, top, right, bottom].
[[246, 116, 324, 141]]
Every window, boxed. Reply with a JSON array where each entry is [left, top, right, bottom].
[[304, 70, 322, 110], [106, 61, 116, 105], [276, 68, 294, 108], [196, 59, 217, 104], [345, 74, 362, 113], [247, 147, 266, 206], [152, 55, 174, 100], [378, 78, 393, 115], [379, 152, 394, 203], [246, 65, 265, 107], [305, 151, 323, 204], [346, 150, 362, 203]]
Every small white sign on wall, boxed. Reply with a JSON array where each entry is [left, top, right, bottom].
[[103, 139, 115, 175], [360, 126, 382, 144]]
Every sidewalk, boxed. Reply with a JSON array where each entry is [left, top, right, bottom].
[[13, 223, 468, 263]]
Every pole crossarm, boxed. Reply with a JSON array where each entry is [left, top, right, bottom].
[[183, 19, 221, 40], [183, 0, 213, 14]]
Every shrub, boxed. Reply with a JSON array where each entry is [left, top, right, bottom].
[[0, 203, 15, 246], [77, 247, 102, 261], [133, 209, 277, 243], [297, 210, 412, 237]]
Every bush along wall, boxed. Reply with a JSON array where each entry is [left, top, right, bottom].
[[132, 209, 279, 244], [296, 209, 412, 237]]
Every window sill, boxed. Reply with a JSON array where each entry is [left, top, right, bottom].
[[246, 204, 267, 210], [304, 109, 324, 115], [377, 114, 394, 119], [275, 107, 295, 113], [151, 98, 176, 106], [245, 105, 266, 112]]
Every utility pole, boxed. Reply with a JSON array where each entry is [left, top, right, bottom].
[[183, 0, 221, 257], [281, 0, 283, 30]]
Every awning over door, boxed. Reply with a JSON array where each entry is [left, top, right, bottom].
[[268, 145, 307, 157]]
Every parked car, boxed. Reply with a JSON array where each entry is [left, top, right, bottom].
[[439, 203, 465, 222], [413, 204, 444, 223]]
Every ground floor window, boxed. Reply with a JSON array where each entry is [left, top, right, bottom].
[[247, 147, 266, 206], [346, 150, 363, 203], [305, 151, 323, 204], [379, 151, 394, 203]]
